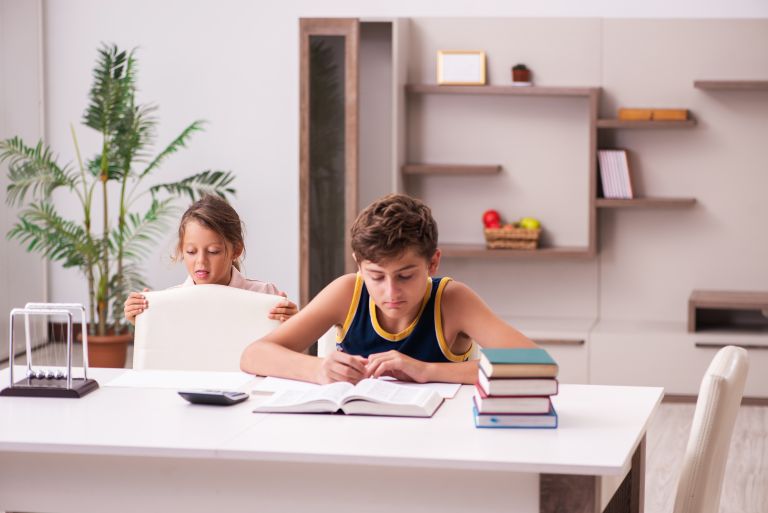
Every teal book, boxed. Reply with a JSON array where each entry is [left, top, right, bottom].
[[479, 348, 558, 378]]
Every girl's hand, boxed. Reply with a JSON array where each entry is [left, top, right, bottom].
[[317, 350, 368, 384], [124, 288, 150, 325], [269, 291, 298, 322], [365, 350, 430, 383]]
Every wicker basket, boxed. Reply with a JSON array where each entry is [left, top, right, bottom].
[[484, 225, 541, 250]]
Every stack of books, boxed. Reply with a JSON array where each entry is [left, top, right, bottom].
[[473, 348, 559, 429]]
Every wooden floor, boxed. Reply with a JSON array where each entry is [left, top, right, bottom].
[[645, 402, 768, 513], [2, 345, 766, 513]]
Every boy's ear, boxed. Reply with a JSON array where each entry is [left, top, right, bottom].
[[428, 249, 441, 275]]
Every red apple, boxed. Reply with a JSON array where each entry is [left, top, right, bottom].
[[482, 209, 501, 228]]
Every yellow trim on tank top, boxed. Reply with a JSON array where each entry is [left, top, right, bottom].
[[434, 277, 474, 362], [337, 273, 365, 342], [369, 276, 432, 342]]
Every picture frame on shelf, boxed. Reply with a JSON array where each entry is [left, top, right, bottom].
[[437, 50, 486, 85]]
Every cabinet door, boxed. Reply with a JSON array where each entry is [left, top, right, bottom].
[[299, 18, 359, 307]]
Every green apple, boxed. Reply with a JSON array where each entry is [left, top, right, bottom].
[[519, 217, 541, 230]]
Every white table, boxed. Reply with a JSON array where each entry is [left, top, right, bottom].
[[0, 368, 663, 513]]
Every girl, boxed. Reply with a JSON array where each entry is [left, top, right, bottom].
[[124, 195, 297, 324]]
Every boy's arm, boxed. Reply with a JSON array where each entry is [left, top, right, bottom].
[[441, 280, 538, 350], [240, 274, 366, 383]]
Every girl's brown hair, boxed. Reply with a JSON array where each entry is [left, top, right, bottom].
[[350, 193, 438, 263], [174, 195, 245, 270]]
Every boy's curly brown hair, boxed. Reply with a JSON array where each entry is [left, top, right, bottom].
[[351, 193, 438, 264]]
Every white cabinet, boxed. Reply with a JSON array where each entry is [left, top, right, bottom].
[[508, 317, 594, 385], [590, 320, 768, 398]]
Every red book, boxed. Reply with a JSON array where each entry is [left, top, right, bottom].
[[473, 385, 553, 414]]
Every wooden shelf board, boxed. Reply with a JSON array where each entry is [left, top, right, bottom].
[[597, 119, 697, 129], [402, 164, 502, 176], [694, 80, 768, 91], [689, 290, 768, 310], [596, 198, 697, 208], [439, 244, 594, 259], [406, 84, 600, 97]]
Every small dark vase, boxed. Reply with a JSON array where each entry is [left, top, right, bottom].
[[512, 68, 532, 83]]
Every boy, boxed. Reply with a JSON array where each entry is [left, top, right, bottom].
[[240, 193, 537, 385]]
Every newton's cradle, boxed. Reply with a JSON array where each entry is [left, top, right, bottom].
[[1, 303, 99, 398]]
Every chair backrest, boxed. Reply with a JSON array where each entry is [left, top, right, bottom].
[[133, 285, 282, 372], [315, 326, 339, 358], [673, 345, 749, 513]]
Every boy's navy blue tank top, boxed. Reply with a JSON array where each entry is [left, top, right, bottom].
[[336, 274, 473, 363]]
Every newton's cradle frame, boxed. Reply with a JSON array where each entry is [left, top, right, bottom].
[[0, 303, 99, 398]]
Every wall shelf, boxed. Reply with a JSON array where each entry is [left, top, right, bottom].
[[597, 119, 697, 129], [596, 198, 697, 208], [402, 164, 502, 176], [439, 244, 593, 259], [693, 80, 768, 91], [406, 84, 600, 97]]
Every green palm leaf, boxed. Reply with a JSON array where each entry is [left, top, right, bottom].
[[113, 198, 177, 261], [83, 44, 135, 135], [149, 170, 236, 201], [140, 120, 205, 179], [0, 137, 78, 205], [7, 202, 98, 268]]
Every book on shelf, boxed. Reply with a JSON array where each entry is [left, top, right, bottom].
[[473, 386, 552, 414], [479, 348, 558, 378], [597, 149, 634, 199], [472, 405, 558, 429], [477, 369, 559, 396], [252, 378, 444, 418]]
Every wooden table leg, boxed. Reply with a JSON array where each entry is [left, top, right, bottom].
[[541, 436, 646, 513]]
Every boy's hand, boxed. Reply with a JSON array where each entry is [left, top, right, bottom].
[[123, 288, 150, 325], [317, 350, 368, 384], [365, 350, 429, 383], [269, 291, 298, 322]]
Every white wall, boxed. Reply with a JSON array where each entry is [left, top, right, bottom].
[[0, 0, 47, 359], [7, 1, 768, 311]]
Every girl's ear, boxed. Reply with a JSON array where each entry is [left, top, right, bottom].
[[232, 243, 244, 261], [428, 249, 441, 275]]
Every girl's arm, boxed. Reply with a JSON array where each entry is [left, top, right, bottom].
[[123, 288, 150, 325], [240, 274, 366, 383]]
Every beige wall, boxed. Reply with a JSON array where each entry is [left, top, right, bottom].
[[402, 18, 768, 324]]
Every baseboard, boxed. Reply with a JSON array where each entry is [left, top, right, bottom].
[[663, 393, 768, 406]]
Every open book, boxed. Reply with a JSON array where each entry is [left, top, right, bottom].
[[252, 378, 444, 417]]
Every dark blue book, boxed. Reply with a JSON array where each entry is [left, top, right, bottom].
[[472, 404, 558, 429]]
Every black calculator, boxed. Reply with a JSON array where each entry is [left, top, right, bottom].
[[178, 389, 249, 406]]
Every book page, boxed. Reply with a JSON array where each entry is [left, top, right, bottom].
[[252, 375, 460, 398], [343, 378, 435, 406], [253, 381, 353, 413]]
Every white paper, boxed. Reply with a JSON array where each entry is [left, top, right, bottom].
[[251, 375, 461, 399], [105, 369, 254, 391]]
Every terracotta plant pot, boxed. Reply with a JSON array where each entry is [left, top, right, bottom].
[[512, 68, 531, 83], [78, 331, 132, 368]]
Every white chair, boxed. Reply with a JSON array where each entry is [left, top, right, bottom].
[[316, 327, 339, 357], [133, 285, 282, 372], [672, 345, 749, 513]]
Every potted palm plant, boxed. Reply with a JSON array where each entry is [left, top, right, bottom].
[[0, 44, 236, 367]]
